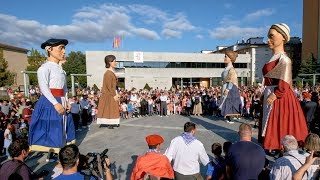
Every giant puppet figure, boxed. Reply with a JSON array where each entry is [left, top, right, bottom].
[[97, 55, 120, 129], [261, 23, 308, 150], [29, 39, 75, 153], [219, 50, 242, 124]]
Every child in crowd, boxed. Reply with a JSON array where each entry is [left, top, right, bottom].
[[127, 101, 133, 119], [121, 102, 128, 119], [177, 104, 182, 115], [91, 105, 97, 122], [169, 101, 174, 115], [206, 143, 226, 180], [4, 123, 13, 157]]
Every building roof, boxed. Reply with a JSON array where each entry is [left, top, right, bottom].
[[0, 43, 29, 53]]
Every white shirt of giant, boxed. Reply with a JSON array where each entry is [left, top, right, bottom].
[[164, 135, 209, 175], [37, 61, 67, 105]]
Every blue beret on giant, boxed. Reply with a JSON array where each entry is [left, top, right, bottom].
[[41, 38, 68, 49]]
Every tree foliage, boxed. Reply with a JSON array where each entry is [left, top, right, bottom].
[[298, 54, 318, 75], [143, 83, 151, 91], [26, 49, 46, 85], [0, 49, 14, 87], [297, 54, 320, 86], [63, 51, 87, 88]]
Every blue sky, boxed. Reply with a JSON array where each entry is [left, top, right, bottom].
[[0, 0, 302, 54]]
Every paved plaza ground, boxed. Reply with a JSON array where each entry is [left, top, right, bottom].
[[24, 114, 259, 180]]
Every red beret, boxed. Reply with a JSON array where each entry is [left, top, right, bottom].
[[146, 134, 164, 145]]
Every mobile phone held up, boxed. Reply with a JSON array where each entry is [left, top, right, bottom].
[[313, 151, 320, 157]]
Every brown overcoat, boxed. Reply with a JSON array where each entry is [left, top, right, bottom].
[[97, 70, 120, 121]]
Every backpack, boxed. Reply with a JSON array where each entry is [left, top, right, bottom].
[[0, 160, 24, 180]]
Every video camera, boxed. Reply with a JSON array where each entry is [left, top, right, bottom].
[[81, 148, 109, 179]]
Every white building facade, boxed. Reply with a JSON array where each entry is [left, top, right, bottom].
[[86, 51, 251, 90]]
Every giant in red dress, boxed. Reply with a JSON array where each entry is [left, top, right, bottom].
[[262, 55, 308, 150]]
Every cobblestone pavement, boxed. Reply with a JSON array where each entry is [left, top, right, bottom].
[[23, 114, 259, 180]]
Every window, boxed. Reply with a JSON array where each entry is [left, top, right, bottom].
[[120, 61, 248, 69]]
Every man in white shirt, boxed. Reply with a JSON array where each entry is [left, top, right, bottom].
[[165, 122, 209, 179], [159, 92, 168, 117]]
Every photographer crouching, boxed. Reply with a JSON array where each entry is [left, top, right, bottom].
[[54, 144, 113, 180]]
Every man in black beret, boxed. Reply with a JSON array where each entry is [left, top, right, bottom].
[[41, 38, 68, 49], [29, 38, 75, 160]]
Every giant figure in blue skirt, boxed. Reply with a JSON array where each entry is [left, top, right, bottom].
[[219, 50, 242, 124], [29, 38, 75, 153]]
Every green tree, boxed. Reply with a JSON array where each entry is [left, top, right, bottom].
[[299, 54, 318, 74], [297, 54, 320, 85], [92, 84, 100, 92], [143, 83, 151, 91], [63, 51, 87, 88], [0, 49, 14, 87], [26, 49, 46, 85]]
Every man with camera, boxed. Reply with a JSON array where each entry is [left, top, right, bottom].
[[0, 139, 45, 180], [55, 144, 113, 180]]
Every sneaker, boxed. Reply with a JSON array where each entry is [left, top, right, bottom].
[[226, 120, 234, 124]]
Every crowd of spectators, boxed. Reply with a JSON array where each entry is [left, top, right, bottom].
[[0, 84, 320, 179]]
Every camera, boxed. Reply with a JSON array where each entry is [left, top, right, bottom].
[[81, 148, 109, 178]]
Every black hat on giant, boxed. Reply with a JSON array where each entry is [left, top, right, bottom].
[[41, 38, 68, 49]]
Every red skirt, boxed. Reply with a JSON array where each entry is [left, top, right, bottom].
[[263, 89, 308, 150]]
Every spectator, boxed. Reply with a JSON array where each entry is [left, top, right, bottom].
[[301, 93, 317, 129], [206, 143, 226, 180], [160, 92, 168, 117], [222, 141, 232, 158], [1, 100, 12, 116], [4, 122, 13, 157], [0, 139, 34, 180], [226, 123, 265, 180], [54, 144, 112, 180], [70, 96, 81, 131], [147, 97, 154, 116], [80, 94, 90, 128], [22, 101, 32, 124], [270, 135, 312, 180], [301, 133, 320, 178], [131, 134, 174, 180], [165, 122, 209, 179], [293, 151, 319, 180], [121, 102, 128, 119]]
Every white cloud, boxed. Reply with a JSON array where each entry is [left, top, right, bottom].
[[132, 28, 160, 40], [210, 26, 265, 40], [163, 14, 196, 31], [161, 29, 182, 39], [128, 4, 167, 24], [209, 8, 275, 41], [0, 3, 196, 47], [219, 16, 241, 26], [196, 34, 203, 39], [244, 8, 275, 21]]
